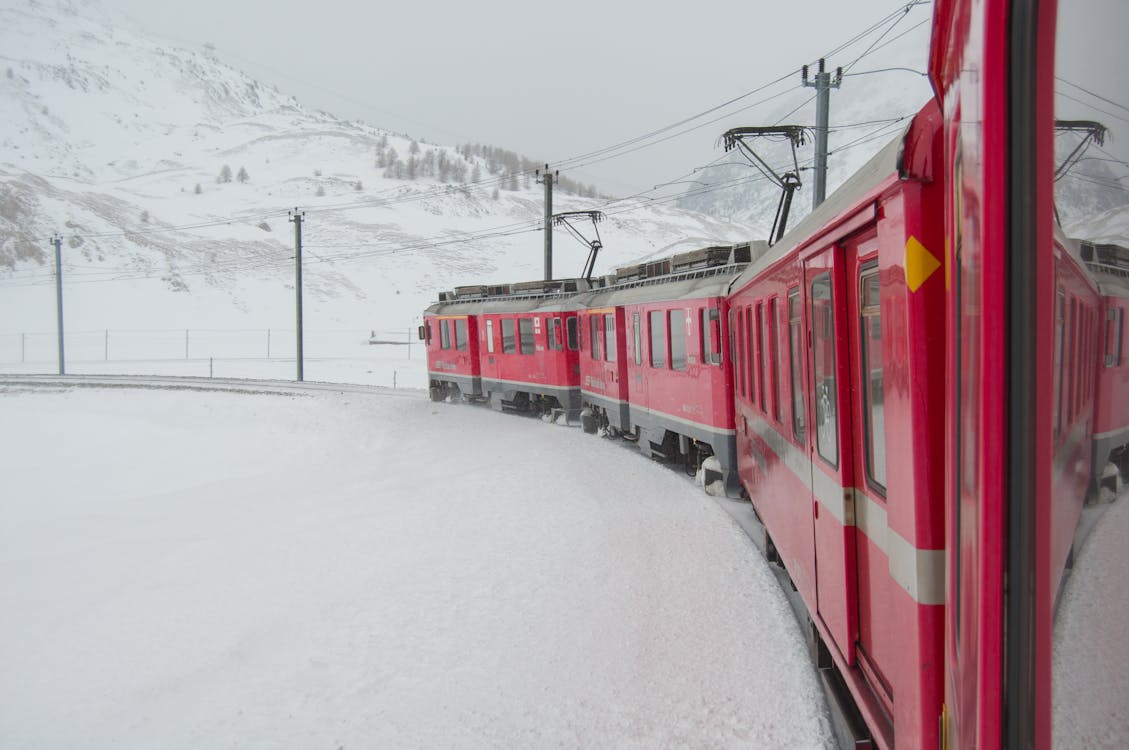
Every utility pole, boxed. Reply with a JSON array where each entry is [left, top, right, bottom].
[[802, 59, 842, 210], [52, 234, 65, 375], [289, 208, 305, 382], [535, 164, 558, 281]]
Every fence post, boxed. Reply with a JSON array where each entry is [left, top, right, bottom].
[[104, 329, 108, 361], [21, 333, 25, 363], [267, 329, 271, 359], [185, 329, 189, 360], [407, 327, 411, 360]]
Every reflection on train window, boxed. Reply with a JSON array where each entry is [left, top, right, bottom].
[[519, 318, 534, 355], [650, 310, 666, 368], [455, 318, 468, 352], [425, 321, 432, 344], [605, 314, 617, 362], [788, 288, 805, 443], [811, 272, 838, 466], [670, 309, 687, 371], [566, 317, 578, 351], [502, 318, 516, 354], [769, 298, 781, 424], [486, 319, 495, 354], [441, 320, 451, 350], [860, 266, 886, 492], [1054, 290, 1064, 437]]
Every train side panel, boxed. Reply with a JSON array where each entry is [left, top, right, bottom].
[[479, 310, 581, 418]]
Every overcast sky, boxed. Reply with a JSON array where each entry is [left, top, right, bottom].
[[96, 0, 1126, 196]]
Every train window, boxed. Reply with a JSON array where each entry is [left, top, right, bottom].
[[441, 320, 451, 350], [769, 298, 782, 424], [700, 308, 709, 364], [745, 307, 755, 399], [502, 318, 516, 354], [547, 318, 559, 351], [1107, 307, 1124, 367], [519, 318, 534, 355], [486, 319, 495, 354], [455, 319, 468, 351], [731, 307, 740, 372], [811, 272, 838, 466], [605, 315, 617, 362], [633, 313, 642, 366], [736, 307, 746, 396], [670, 309, 687, 371], [756, 304, 766, 413], [566, 317, 578, 351], [860, 267, 886, 492], [788, 289, 805, 443], [1054, 290, 1064, 437], [703, 308, 721, 366], [590, 315, 601, 360], [1069, 298, 1078, 420], [650, 310, 666, 368]]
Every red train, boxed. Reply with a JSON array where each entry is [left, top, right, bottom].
[[422, 0, 1125, 745]]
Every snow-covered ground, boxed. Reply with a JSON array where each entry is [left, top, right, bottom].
[[0, 385, 835, 748]]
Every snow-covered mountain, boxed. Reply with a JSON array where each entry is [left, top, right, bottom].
[[0, 0, 753, 333]]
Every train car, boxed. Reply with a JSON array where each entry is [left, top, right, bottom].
[[574, 245, 750, 494], [424, 279, 586, 417], [422, 297, 482, 402], [728, 99, 947, 749], [1083, 241, 1129, 495]]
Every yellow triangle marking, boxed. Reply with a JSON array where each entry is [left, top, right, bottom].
[[906, 235, 941, 293]]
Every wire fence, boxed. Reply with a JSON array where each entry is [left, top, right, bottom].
[[0, 328, 417, 364], [0, 327, 428, 388]]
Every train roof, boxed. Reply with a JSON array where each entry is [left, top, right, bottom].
[[727, 99, 940, 296], [569, 260, 750, 309], [426, 244, 756, 315], [424, 278, 594, 316], [567, 244, 758, 308]]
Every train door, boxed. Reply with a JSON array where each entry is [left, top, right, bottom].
[[843, 231, 897, 713], [804, 244, 859, 663]]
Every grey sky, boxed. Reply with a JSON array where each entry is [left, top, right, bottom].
[[95, 0, 938, 193], [97, 0, 1126, 196]]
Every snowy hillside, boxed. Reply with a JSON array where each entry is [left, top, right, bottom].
[[0, 0, 754, 336]]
